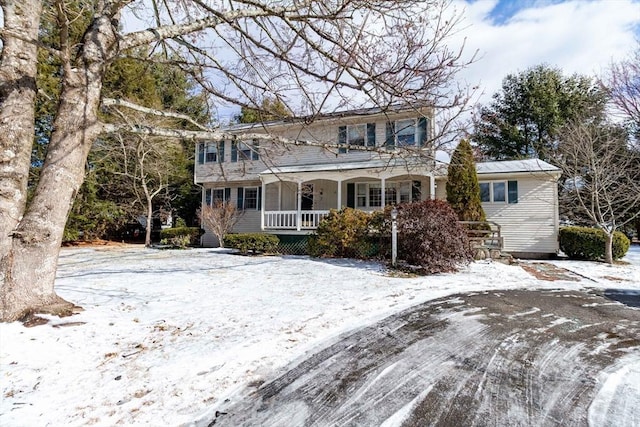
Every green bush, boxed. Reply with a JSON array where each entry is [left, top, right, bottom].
[[559, 226, 630, 261], [225, 233, 279, 254], [308, 208, 378, 259], [160, 227, 202, 246]]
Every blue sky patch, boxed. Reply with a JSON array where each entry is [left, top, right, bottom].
[[482, 0, 566, 25]]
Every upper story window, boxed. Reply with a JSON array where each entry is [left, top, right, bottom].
[[385, 117, 429, 147], [198, 142, 224, 164], [232, 140, 260, 162], [480, 180, 518, 204], [338, 123, 376, 153]]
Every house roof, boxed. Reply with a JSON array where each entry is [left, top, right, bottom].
[[224, 103, 432, 132], [476, 159, 560, 174]]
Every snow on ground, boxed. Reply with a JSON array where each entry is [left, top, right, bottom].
[[1, 245, 639, 426]]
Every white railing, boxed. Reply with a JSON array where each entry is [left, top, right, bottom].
[[264, 210, 330, 230]]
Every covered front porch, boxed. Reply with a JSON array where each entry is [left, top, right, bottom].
[[259, 162, 436, 231]]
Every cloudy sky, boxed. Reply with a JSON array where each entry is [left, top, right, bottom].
[[453, 0, 640, 106]]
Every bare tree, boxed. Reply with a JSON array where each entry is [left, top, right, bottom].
[[113, 132, 187, 247], [557, 120, 640, 263], [602, 41, 640, 137], [198, 202, 243, 248], [0, 0, 474, 321]]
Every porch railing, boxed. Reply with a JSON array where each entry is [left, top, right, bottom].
[[264, 210, 330, 230]]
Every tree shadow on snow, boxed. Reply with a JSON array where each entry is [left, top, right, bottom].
[[603, 289, 640, 308]]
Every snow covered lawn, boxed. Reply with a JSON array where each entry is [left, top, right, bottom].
[[1, 245, 639, 426]]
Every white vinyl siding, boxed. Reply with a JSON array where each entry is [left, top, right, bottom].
[[481, 176, 558, 254]]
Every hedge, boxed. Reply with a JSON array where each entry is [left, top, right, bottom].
[[225, 233, 279, 254], [559, 226, 630, 261], [159, 227, 202, 246]]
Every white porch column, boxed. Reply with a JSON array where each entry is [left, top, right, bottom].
[[261, 179, 266, 230], [297, 181, 302, 231], [278, 181, 282, 210], [430, 173, 436, 200], [336, 179, 342, 209], [381, 178, 386, 209]]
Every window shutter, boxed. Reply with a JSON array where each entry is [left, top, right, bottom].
[[338, 126, 347, 154], [237, 187, 244, 210], [198, 143, 205, 164], [347, 183, 355, 208], [412, 180, 422, 202], [218, 141, 225, 163], [508, 180, 518, 204], [252, 140, 260, 160], [366, 123, 376, 147], [231, 140, 237, 162], [257, 186, 262, 210], [385, 122, 395, 148], [418, 117, 428, 146], [224, 187, 231, 202]]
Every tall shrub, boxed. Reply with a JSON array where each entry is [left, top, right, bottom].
[[395, 200, 472, 274], [446, 139, 486, 222]]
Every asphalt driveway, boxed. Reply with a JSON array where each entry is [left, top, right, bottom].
[[211, 289, 640, 427]]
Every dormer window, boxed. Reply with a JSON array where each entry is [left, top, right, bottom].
[[385, 117, 429, 147]]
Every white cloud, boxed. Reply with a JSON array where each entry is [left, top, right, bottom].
[[451, 0, 640, 105]]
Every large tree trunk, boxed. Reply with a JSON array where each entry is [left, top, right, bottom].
[[0, 0, 43, 320], [0, 14, 118, 321]]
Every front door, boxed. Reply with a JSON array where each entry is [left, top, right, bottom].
[[301, 183, 314, 211]]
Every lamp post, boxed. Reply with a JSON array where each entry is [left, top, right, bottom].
[[391, 207, 398, 268]]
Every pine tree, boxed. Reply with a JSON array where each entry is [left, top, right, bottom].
[[446, 139, 486, 222]]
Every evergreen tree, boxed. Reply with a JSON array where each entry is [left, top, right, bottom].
[[473, 65, 607, 161], [446, 139, 486, 222]]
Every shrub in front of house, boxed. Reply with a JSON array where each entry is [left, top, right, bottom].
[[160, 227, 202, 247], [225, 233, 279, 254], [559, 226, 630, 261], [308, 208, 378, 259], [393, 199, 472, 274]]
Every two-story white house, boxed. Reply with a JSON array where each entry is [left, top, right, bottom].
[[195, 106, 561, 258]]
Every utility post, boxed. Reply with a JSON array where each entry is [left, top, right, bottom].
[[391, 207, 398, 267]]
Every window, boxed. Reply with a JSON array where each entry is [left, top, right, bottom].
[[351, 181, 417, 208], [338, 123, 375, 153], [198, 142, 224, 164], [386, 117, 428, 147], [480, 182, 490, 202], [480, 181, 518, 203], [356, 183, 367, 208], [399, 182, 411, 203], [385, 183, 398, 206], [347, 124, 366, 146], [232, 140, 259, 162], [369, 183, 382, 207], [205, 188, 230, 206], [237, 187, 260, 210]]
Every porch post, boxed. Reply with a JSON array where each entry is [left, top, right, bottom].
[[430, 173, 436, 200], [261, 179, 266, 230], [297, 181, 302, 231], [381, 178, 386, 209], [278, 181, 282, 209], [336, 179, 342, 209]]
